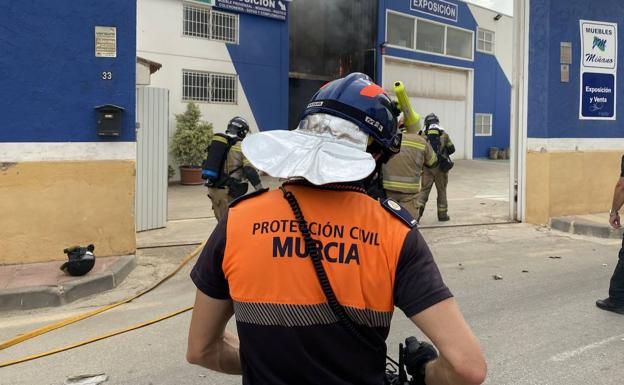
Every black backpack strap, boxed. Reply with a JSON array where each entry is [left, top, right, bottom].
[[229, 187, 268, 208], [279, 186, 386, 352]]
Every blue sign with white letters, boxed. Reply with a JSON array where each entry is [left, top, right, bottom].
[[410, 0, 458, 23], [216, 0, 288, 21], [580, 72, 615, 119]]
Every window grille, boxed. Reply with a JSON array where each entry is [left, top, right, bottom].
[[183, 4, 238, 44], [183, 4, 211, 39], [183, 70, 238, 104], [211, 10, 238, 43], [475, 113, 493, 136], [210, 73, 238, 103], [477, 28, 495, 54]]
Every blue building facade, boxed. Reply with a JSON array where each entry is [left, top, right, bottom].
[[227, 10, 289, 131], [377, 0, 512, 159], [528, 0, 624, 139], [0, 1, 136, 143], [524, 0, 624, 223], [0, 0, 138, 264]]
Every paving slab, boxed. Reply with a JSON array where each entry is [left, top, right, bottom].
[[0, 255, 135, 312], [417, 159, 512, 227], [167, 176, 283, 221], [136, 218, 218, 248], [166, 160, 512, 228]]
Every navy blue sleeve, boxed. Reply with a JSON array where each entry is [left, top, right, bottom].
[[190, 212, 231, 300], [393, 228, 452, 318]]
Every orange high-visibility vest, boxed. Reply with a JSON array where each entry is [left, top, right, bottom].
[[223, 185, 411, 321]]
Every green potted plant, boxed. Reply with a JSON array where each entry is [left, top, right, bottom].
[[170, 102, 213, 185]]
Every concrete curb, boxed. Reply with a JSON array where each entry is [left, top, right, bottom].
[[0, 255, 136, 312], [550, 217, 624, 239]]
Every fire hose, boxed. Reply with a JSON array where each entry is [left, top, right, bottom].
[[0, 242, 205, 367]]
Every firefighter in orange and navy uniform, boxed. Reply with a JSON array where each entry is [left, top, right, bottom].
[[186, 73, 487, 385]]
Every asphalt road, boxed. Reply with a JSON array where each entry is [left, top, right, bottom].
[[1, 224, 623, 385]]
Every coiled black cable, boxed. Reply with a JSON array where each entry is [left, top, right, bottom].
[[280, 186, 401, 369]]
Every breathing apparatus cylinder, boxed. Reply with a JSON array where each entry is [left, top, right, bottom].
[[393, 81, 420, 134], [202, 133, 231, 184]]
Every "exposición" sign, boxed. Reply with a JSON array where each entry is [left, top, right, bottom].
[[410, 0, 458, 23]]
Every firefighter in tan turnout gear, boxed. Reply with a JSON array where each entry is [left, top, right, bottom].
[[382, 116, 437, 219], [418, 113, 455, 222], [203, 117, 263, 222]]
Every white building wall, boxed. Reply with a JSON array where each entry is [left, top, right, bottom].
[[466, 3, 513, 83], [136, 62, 152, 85], [137, 0, 259, 157]]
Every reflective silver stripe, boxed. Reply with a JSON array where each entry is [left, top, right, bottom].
[[383, 181, 420, 190], [233, 301, 393, 327], [402, 140, 426, 150], [384, 175, 419, 183]]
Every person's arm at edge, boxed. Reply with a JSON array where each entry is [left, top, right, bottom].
[[410, 298, 486, 385], [187, 289, 241, 374], [444, 133, 455, 156], [394, 228, 486, 385], [609, 176, 624, 229], [241, 151, 263, 190]]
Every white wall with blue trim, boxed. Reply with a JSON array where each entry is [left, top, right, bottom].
[[377, 0, 512, 158], [138, 0, 288, 140]]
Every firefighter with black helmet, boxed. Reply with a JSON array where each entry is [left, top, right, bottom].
[[382, 114, 437, 220], [203, 116, 263, 221], [418, 113, 455, 222], [187, 73, 486, 385]]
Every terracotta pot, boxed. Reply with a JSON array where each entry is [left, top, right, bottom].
[[179, 166, 204, 185]]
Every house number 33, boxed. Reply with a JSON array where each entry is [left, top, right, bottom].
[[101, 71, 113, 80]]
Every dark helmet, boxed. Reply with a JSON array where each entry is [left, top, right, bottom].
[[226, 116, 250, 139], [424, 113, 439, 128], [299, 72, 401, 162], [60, 244, 96, 277]]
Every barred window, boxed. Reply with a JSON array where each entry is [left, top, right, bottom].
[[211, 73, 237, 103], [183, 4, 238, 44], [211, 10, 238, 43], [183, 70, 238, 104], [183, 4, 211, 39]]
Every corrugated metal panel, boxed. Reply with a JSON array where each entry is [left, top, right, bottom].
[[407, 96, 467, 159], [384, 58, 469, 158], [384, 58, 467, 100], [136, 87, 169, 231]]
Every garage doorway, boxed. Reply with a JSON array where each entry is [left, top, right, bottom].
[[382, 56, 511, 226]]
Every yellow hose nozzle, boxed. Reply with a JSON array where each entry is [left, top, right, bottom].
[[393, 81, 420, 132]]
